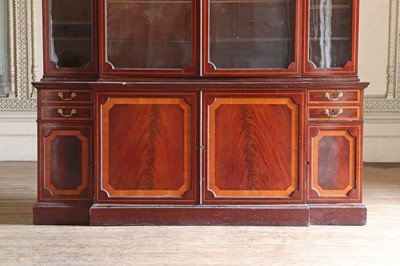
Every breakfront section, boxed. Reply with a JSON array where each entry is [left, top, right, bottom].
[[306, 85, 367, 225], [34, 83, 93, 225], [34, 0, 368, 225]]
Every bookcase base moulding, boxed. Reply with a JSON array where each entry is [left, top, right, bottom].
[[33, 203, 367, 226], [33, 80, 368, 226]]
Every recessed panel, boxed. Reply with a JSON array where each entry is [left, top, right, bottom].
[[42, 128, 90, 198], [205, 95, 303, 202], [99, 96, 194, 201], [309, 126, 361, 202]]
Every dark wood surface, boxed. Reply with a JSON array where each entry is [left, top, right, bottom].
[[95, 91, 198, 204], [307, 125, 363, 203], [203, 92, 304, 204], [34, 0, 368, 225]]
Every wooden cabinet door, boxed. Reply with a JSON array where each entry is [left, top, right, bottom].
[[96, 91, 198, 204], [203, 92, 305, 204], [308, 125, 362, 202], [203, 0, 301, 76], [303, 0, 359, 75], [100, 0, 199, 76], [43, 0, 98, 77], [38, 124, 92, 201]]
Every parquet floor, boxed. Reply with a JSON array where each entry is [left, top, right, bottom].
[[0, 162, 399, 265]]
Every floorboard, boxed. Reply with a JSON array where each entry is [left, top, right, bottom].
[[0, 162, 399, 265]]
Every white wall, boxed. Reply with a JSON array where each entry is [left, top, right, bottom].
[[359, 0, 400, 162], [0, 112, 36, 161]]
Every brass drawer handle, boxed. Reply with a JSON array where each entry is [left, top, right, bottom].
[[58, 108, 77, 118], [324, 108, 343, 118], [324, 92, 343, 101], [58, 92, 76, 101]]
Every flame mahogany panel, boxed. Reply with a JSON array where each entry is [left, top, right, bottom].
[[96, 92, 198, 203], [204, 92, 305, 204]]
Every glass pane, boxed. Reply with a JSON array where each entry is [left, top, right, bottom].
[[209, 0, 296, 69], [106, 0, 192, 70], [49, 0, 92, 68], [309, 0, 352, 68], [0, 0, 9, 96]]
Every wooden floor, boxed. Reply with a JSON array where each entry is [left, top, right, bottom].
[[0, 162, 399, 265]]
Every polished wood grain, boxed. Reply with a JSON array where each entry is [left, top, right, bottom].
[[308, 89, 360, 104], [308, 106, 360, 120], [1, 162, 400, 264], [96, 92, 197, 203], [308, 125, 362, 202], [40, 106, 93, 120], [204, 93, 303, 202], [38, 125, 92, 201]]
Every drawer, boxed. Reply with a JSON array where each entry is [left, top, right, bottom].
[[40, 106, 93, 121], [41, 90, 92, 104], [308, 106, 360, 121], [308, 90, 360, 104]]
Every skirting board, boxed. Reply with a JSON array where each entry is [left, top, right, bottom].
[[364, 113, 400, 162], [0, 112, 37, 161], [33, 203, 367, 226]]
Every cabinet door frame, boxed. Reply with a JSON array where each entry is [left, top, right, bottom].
[[95, 90, 199, 204], [38, 123, 93, 202], [42, 0, 99, 78], [202, 0, 302, 76], [307, 124, 363, 203], [98, 0, 200, 77], [302, 0, 359, 76], [203, 91, 305, 204]]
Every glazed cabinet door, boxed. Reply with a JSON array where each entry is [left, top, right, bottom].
[[100, 0, 199, 76], [303, 0, 359, 75], [203, 91, 305, 204], [203, 0, 301, 76], [96, 91, 198, 204], [42, 0, 98, 77], [308, 125, 362, 202], [38, 124, 93, 201]]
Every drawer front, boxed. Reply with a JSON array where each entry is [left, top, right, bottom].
[[41, 90, 92, 104], [308, 107, 360, 121], [308, 90, 360, 104], [41, 106, 93, 121]]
